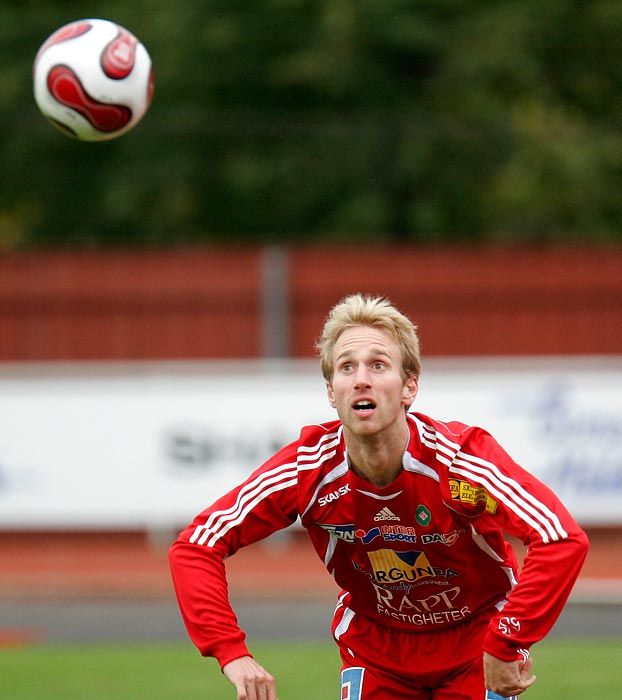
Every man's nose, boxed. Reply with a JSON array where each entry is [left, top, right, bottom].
[[354, 365, 372, 387]]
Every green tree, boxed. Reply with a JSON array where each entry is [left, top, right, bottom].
[[2, 1, 622, 249]]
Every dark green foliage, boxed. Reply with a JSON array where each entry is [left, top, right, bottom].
[[2, 1, 622, 249]]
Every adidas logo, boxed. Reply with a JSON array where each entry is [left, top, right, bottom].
[[374, 507, 400, 522]]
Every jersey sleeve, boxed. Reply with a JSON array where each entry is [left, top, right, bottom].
[[168, 441, 300, 669], [445, 425, 589, 661]]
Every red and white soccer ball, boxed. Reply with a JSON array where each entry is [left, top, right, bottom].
[[33, 18, 154, 141]]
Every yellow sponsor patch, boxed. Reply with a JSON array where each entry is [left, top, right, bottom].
[[449, 479, 498, 514]]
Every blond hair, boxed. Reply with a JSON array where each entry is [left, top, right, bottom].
[[316, 294, 421, 381]]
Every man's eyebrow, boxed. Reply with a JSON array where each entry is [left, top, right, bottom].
[[335, 346, 393, 363], [334, 350, 353, 364], [366, 345, 393, 358]]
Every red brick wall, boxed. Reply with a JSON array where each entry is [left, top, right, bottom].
[[0, 246, 620, 360], [0, 248, 261, 360], [290, 246, 622, 356]]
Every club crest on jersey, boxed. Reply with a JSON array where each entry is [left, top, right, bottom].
[[415, 504, 432, 526]]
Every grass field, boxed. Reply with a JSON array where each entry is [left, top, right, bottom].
[[1, 638, 619, 699]]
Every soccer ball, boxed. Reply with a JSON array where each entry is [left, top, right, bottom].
[[33, 18, 154, 141]]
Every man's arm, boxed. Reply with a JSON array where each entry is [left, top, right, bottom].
[[451, 427, 589, 689], [169, 442, 299, 669], [482, 509, 589, 661]]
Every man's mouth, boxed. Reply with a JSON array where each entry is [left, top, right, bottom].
[[353, 400, 376, 412]]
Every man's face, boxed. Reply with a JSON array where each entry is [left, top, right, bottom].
[[326, 325, 417, 437]]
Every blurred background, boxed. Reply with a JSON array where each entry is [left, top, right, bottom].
[[1, 1, 621, 650]]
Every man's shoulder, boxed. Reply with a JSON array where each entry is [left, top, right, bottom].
[[295, 420, 346, 479], [297, 419, 342, 446], [259, 420, 342, 473], [409, 411, 473, 440], [409, 412, 497, 456]]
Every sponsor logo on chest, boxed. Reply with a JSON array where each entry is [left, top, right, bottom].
[[356, 525, 417, 544], [318, 483, 351, 507], [374, 507, 400, 521], [363, 549, 460, 584]]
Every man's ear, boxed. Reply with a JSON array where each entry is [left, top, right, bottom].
[[402, 376, 418, 407], [326, 381, 336, 408]]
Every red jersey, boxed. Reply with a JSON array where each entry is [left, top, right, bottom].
[[169, 413, 588, 669]]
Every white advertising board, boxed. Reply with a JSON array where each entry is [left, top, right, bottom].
[[0, 358, 620, 529]]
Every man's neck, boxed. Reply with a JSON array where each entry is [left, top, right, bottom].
[[345, 422, 409, 488]]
